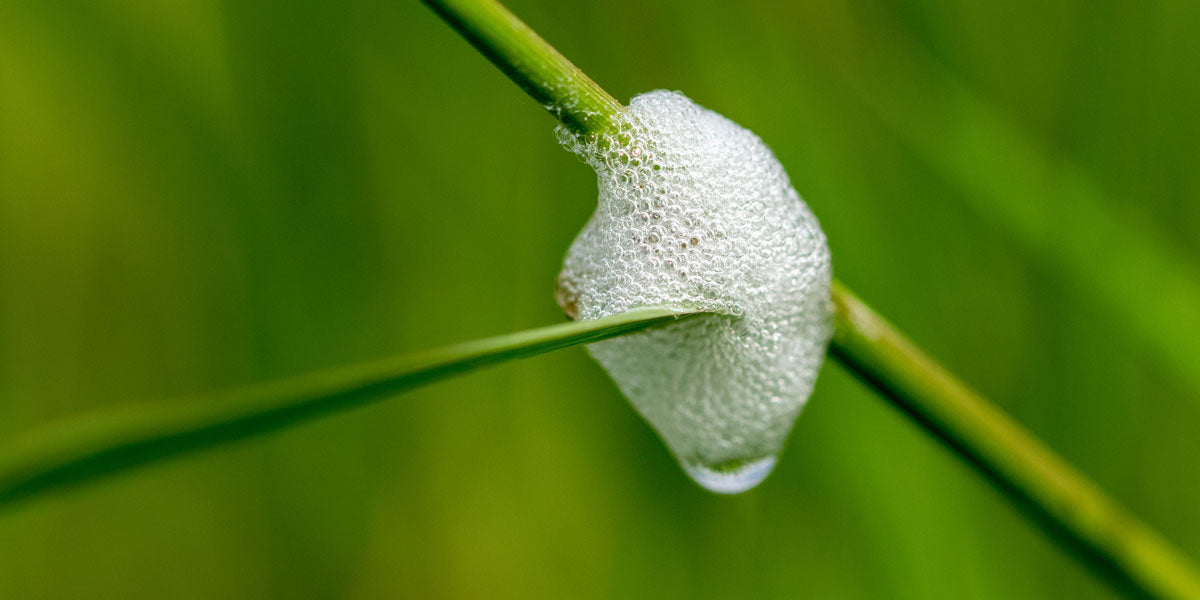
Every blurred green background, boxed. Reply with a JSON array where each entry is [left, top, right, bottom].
[[2, 0, 1200, 597]]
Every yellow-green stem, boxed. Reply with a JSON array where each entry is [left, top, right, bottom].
[[831, 282, 1200, 599], [423, 0, 623, 136], [422, 0, 1200, 597]]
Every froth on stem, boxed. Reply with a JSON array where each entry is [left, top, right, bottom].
[[424, 0, 1200, 597]]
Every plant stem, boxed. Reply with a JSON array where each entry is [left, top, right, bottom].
[[0, 308, 698, 510], [422, 0, 623, 136], [422, 0, 1200, 597], [831, 282, 1200, 599]]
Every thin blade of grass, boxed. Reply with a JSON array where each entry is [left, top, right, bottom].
[[0, 308, 704, 510]]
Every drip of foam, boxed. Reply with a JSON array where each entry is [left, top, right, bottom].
[[556, 90, 833, 494]]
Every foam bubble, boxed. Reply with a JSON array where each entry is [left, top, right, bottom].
[[556, 90, 833, 493]]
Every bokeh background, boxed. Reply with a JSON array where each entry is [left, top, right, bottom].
[[3, 0, 1200, 597]]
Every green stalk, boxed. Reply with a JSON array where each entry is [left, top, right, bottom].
[[421, 0, 1200, 597], [423, 0, 623, 135], [0, 308, 698, 509], [831, 282, 1200, 599]]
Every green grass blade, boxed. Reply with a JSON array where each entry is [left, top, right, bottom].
[[0, 308, 702, 510]]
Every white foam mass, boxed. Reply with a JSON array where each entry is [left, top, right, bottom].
[[556, 90, 833, 494]]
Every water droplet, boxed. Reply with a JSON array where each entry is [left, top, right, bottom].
[[683, 455, 777, 494]]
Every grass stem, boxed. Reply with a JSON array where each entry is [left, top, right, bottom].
[[423, 0, 623, 135], [422, 0, 1200, 597], [831, 282, 1200, 599]]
